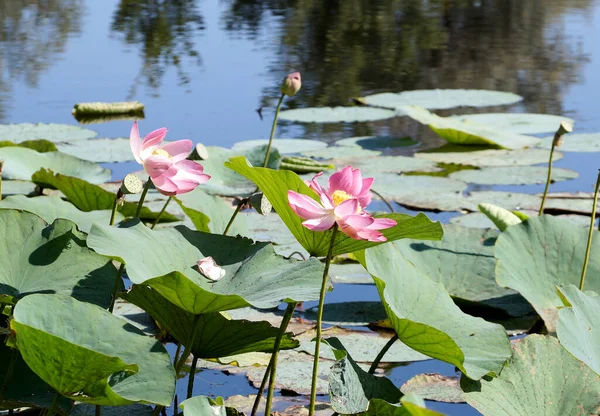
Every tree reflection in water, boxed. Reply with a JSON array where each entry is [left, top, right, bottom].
[[111, 0, 205, 97]]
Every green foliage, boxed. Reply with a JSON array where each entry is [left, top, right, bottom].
[[0, 139, 57, 152]]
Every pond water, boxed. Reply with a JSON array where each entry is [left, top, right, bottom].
[[3, 0, 600, 414]]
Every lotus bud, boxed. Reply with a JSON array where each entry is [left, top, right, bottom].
[[281, 72, 301, 97], [552, 121, 574, 148], [249, 192, 272, 216], [197, 256, 226, 282]]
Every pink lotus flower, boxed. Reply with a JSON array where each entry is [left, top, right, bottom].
[[281, 72, 301, 97], [130, 121, 210, 196], [288, 166, 396, 242], [197, 256, 226, 281]]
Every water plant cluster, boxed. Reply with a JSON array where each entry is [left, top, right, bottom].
[[1, 73, 600, 416]]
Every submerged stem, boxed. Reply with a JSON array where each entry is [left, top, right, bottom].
[[187, 356, 198, 399], [309, 225, 338, 416], [263, 94, 285, 168], [538, 144, 556, 216], [579, 170, 600, 291], [135, 178, 152, 219], [107, 264, 125, 313], [368, 334, 398, 374], [151, 197, 172, 230], [264, 302, 297, 416]]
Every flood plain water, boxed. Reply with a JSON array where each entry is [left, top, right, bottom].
[[2, 0, 600, 414]]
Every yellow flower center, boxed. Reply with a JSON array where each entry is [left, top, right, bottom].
[[332, 190, 353, 206], [153, 148, 171, 158]]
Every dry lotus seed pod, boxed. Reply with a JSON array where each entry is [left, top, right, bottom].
[[188, 143, 209, 161], [120, 174, 144, 195], [553, 120, 574, 148]]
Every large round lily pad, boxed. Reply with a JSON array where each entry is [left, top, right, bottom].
[[0, 195, 123, 233], [401, 373, 465, 403], [232, 139, 327, 154], [449, 166, 578, 185], [11, 294, 176, 406], [1, 180, 37, 197], [415, 148, 562, 167], [402, 106, 541, 149], [362, 89, 523, 110], [334, 135, 418, 149], [87, 220, 324, 314], [301, 146, 382, 159], [0, 147, 111, 183], [0, 210, 116, 307], [461, 335, 600, 416], [538, 132, 600, 152], [0, 123, 97, 142], [279, 106, 397, 123], [449, 113, 575, 135], [332, 155, 441, 175], [56, 138, 139, 162]]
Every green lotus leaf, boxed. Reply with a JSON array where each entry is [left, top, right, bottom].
[[225, 157, 443, 257], [334, 135, 418, 149], [71, 404, 154, 415], [415, 148, 562, 167], [556, 285, 600, 376], [449, 166, 578, 185], [363, 394, 445, 416], [56, 138, 143, 162], [495, 216, 600, 331], [538, 133, 600, 152], [324, 337, 401, 414], [87, 220, 324, 314], [31, 169, 179, 222], [0, 139, 57, 152], [121, 285, 298, 358], [461, 335, 600, 415], [362, 89, 522, 110], [0, 210, 116, 307], [477, 203, 523, 231], [0, 195, 123, 232], [1, 180, 37, 197], [401, 373, 465, 404], [11, 294, 175, 406], [358, 243, 511, 380], [180, 396, 226, 416], [0, 147, 110, 183], [0, 123, 97, 142], [449, 113, 574, 135], [402, 106, 541, 149], [301, 146, 382, 159], [232, 138, 327, 154], [279, 106, 397, 123], [329, 155, 441, 175]]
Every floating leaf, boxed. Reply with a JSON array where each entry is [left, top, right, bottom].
[[364, 394, 445, 416], [301, 146, 382, 159], [538, 132, 600, 152], [296, 326, 429, 362], [180, 396, 226, 416], [31, 169, 179, 222], [332, 155, 441, 175], [232, 138, 327, 154], [358, 243, 511, 380], [0, 210, 116, 307], [449, 166, 577, 185], [0, 195, 123, 233], [402, 106, 541, 149], [279, 106, 397, 123], [362, 89, 523, 110], [401, 373, 464, 403], [226, 157, 443, 257], [415, 148, 561, 167], [556, 285, 600, 376], [477, 203, 523, 231], [71, 404, 154, 416], [449, 113, 575, 135], [0, 123, 97, 142], [1, 180, 37, 197], [11, 294, 176, 406], [0, 147, 111, 183], [329, 263, 373, 285], [461, 335, 600, 415], [393, 225, 519, 315], [87, 221, 324, 314], [304, 302, 387, 326], [122, 285, 298, 358], [56, 138, 141, 163], [325, 337, 401, 414], [335, 135, 418, 149], [0, 139, 57, 152], [176, 188, 248, 235], [495, 216, 600, 331]]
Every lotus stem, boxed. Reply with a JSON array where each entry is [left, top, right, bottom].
[[0, 348, 17, 399], [45, 392, 61, 416], [370, 188, 394, 213], [95, 405, 101, 416], [309, 224, 338, 416], [108, 264, 125, 313], [368, 334, 398, 374], [151, 197, 172, 230], [187, 356, 198, 399], [173, 343, 182, 367], [135, 178, 152, 219], [109, 190, 122, 226], [250, 359, 273, 416], [262, 94, 285, 168], [264, 302, 297, 416], [538, 143, 556, 216], [222, 200, 245, 236], [579, 170, 600, 291]]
